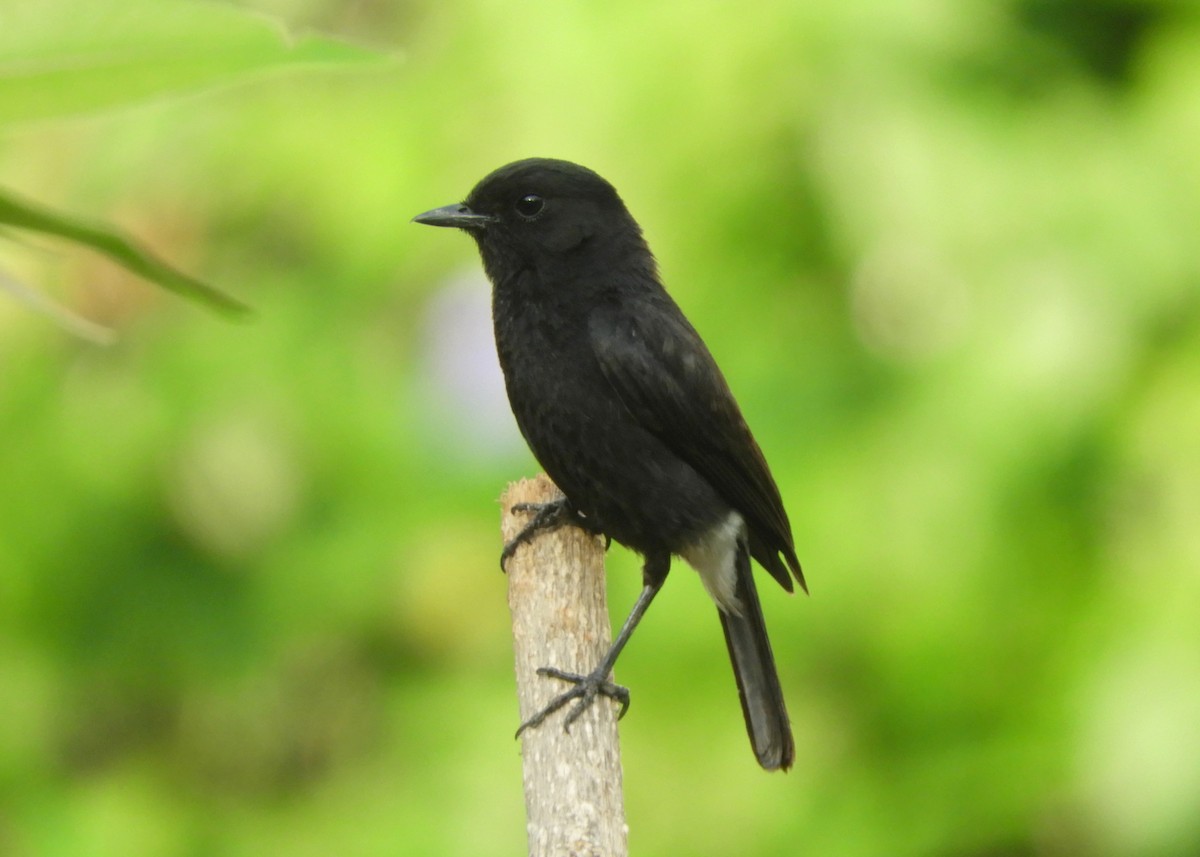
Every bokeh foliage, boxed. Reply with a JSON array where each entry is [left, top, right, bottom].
[[2, 1, 1199, 855]]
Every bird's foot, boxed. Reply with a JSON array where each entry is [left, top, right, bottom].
[[500, 497, 609, 571], [515, 666, 630, 737]]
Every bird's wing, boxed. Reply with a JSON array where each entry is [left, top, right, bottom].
[[588, 298, 804, 592]]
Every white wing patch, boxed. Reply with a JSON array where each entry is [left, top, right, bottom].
[[679, 511, 745, 616]]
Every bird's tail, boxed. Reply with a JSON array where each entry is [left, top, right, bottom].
[[718, 540, 795, 771]]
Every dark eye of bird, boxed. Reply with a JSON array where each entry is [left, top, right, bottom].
[[514, 194, 544, 218]]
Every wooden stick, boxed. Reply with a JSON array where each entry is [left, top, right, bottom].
[[501, 474, 629, 857]]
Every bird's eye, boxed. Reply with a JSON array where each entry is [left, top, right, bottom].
[[515, 194, 544, 219]]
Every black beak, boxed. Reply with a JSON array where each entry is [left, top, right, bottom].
[[412, 203, 494, 229]]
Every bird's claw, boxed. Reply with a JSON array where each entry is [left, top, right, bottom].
[[500, 498, 572, 571], [515, 666, 630, 737], [500, 497, 608, 571]]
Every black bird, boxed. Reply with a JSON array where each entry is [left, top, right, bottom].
[[413, 158, 806, 771]]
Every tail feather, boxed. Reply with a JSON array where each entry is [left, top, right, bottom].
[[718, 541, 795, 771]]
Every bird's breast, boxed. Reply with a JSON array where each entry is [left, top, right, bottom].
[[493, 316, 730, 556]]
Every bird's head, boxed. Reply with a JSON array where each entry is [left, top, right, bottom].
[[413, 158, 645, 278]]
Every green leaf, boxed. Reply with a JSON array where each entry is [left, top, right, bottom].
[[0, 187, 248, 315], [0, 0, 389, 125]]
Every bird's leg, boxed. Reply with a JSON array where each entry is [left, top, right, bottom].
[[501, 496, 607, 571], [516, 565, 667, 737]]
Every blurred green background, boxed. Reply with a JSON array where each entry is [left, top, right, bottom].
[[2, 1, 1199, 855]]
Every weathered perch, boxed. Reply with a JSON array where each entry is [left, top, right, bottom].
[[501, 474, 629, 857]]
